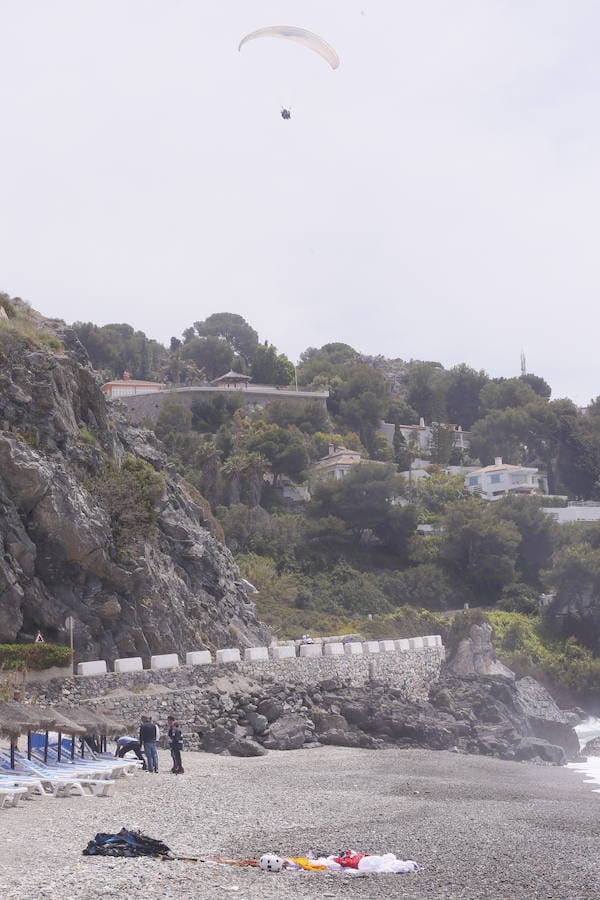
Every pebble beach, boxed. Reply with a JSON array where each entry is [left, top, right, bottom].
[[1, 746, 599, 900]]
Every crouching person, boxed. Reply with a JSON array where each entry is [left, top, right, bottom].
[[115, 734, 146, 769]]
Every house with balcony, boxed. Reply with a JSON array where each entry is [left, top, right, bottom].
[[465, 457, 547, 501]]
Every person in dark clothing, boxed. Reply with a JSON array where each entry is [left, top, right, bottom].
[[167, 715, 184, 774], [139, 716, 160, 773], [115, 735, 146, 769]]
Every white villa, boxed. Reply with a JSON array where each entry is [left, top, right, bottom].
[[465, 457, 547, 501], [379, 418, 471, 452], [311, 445, 379, 481]]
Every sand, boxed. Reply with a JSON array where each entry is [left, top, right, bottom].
[[0, 746, 599, 900]]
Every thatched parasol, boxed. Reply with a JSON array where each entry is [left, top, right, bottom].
[[0, 701, 56, 738], [0, 701, 58, 768], [53, 705, 111, 734]]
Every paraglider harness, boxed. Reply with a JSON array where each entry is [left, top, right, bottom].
[[281, 107, 291, 120], [83, 829, 175, 859]]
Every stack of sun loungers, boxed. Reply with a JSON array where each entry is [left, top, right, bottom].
[[0, 736, 143, 807], [0, 751, 142, 808]]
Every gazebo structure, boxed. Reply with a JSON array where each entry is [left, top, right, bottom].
[[209, 370, 251, 390]]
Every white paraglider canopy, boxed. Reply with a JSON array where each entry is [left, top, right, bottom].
[[238, 25, 340, 70]]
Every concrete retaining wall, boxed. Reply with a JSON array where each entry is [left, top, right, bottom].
[[24, 644, 445, 711]]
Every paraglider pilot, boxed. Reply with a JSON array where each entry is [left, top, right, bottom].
[[281, 108, 291, 120]]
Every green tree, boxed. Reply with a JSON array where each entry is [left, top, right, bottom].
[[193, 312, 259, 363], [266, 399, 329, 435], [156, 397, 192, 439], [251, 343, 294, 385], [190, 394, 243, 433], [73, 321, 166, 381], [244, 423, 309, 483], [494, 495, 557, 588], [428, 422, 457, 465], [520, 373, 551, 399], [479, 377, 539, 415], [413, 472, 470, 516], [404, 362, 447, 422], [445, 364, 489, 430], [221, 450, 268, 506], [308, 463, 415, 556], [181, 336, 234, 380], [439, 500, 521, 603]]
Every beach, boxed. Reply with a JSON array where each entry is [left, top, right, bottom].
[[1, 746, 599, 900]]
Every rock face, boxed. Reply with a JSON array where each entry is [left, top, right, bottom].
[[583, 737, 600, 756], [513, 676, 581, 760], [0, 308, 269, 662], [44, 666, 578, 766], [448, 622, 515, 678]]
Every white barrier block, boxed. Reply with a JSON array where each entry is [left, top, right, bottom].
[[395, 639, 411, 652], [409, 637, 424, 650], [299, 643, 322, 658], [363, 641, 380, 654], [77, 660, 107, 677], [421, 636, 437, 648], [379, 640, 396, 652], [433, 634, 443, 647], [270, 645, 296, 660], [344, 642, 363, 656], [186, 651, 212, 666], [216, 648, 241, 664], [114, 657, 143, 674], [151, 653, 179, 670], [323, 642, 344, 657], [244, 646, 269, 662]]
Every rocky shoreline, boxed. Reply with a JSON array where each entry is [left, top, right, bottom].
[[1, 745, 598, 900]]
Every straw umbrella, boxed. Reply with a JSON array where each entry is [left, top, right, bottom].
[[38, 709, 85, 763], [53, 706, 118, 757], [0, 702, 56, 768]]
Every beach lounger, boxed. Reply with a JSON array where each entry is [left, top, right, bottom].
[[0, 752, 115, 798], [53, 738, 141, 776], [48, 742, 139, 778], [0, 786, 27, 808], [0, 773, 46, 800]]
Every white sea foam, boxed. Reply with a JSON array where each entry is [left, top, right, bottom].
[[568, 717, 600, 791]]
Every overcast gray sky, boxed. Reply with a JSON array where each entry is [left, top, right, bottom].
[[1, 1, 598, 403]]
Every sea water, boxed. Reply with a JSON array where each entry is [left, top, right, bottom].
[[567, 717, 600, 791]]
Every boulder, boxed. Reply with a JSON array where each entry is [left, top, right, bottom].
[[246, 711, 269, 734], [228, 739, 267, 758], [582, 737, 600, 756], [514, 677, 580, 760], [257, 698, 283, 722], [261, 714, 307, 751], [513, 737, 566, 766], [448, 622, 515, 678]]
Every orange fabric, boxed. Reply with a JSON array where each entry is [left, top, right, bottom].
[[286, 857, 328, 870]]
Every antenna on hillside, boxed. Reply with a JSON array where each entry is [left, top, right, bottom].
[[520, 351, 527, 377]]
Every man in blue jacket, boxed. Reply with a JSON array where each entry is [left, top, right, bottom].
[[139, 716, 160, 773]]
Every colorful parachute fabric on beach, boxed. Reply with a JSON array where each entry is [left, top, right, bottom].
[[238, 26, 340, 69]]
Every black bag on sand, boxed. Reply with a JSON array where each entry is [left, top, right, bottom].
[[83, 828, 173, 859]]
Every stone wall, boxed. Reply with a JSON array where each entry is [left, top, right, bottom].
[[25, 646, 445, 716], [118, 385, 328, 426]]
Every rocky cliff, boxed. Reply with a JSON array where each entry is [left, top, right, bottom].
[[0, 301, 269, 662]]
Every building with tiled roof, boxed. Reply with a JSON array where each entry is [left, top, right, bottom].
[[465, 457, 547, 501]]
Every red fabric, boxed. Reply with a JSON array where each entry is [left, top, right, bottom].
[[333, 851, 368, 869]]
